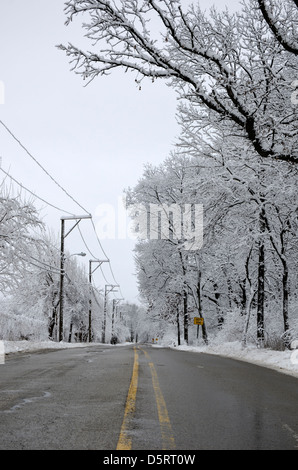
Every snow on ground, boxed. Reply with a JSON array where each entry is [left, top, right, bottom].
[[172, 342, 298, 379], [3, 340, 100, 354], [2, 340, 124, 355], [154, 339, 298, 379], [2, 339, 298, 379]]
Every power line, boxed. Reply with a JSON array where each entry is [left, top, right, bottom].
[[27, 254, 61, 274], [0, 168, 78, 263], [77, 223, 123, 296], [100, 264, 110, 285], [0, 166, 76, 216], [77, 224, 98, 260], [77, 217, 123, 292], [90, 218, 124, 297], [0, 119, 90, 216], [12, 244, 61, 275], [0, 119, 124, 296], [12, 252, 60, 276]]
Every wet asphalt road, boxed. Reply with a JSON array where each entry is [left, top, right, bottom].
[[0, 344, 297, 450]]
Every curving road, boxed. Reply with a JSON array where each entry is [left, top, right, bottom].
[[0, 344, 297, 450]]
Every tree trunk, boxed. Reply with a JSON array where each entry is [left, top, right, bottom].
[[48, 303, 59, 340], [257, 203, 266, 346], [68, 321, 73, 343], [176, 310, 181, 346], [48, 309, 56, 340], [265, 212, 291, 348], [213, 282, 224, 328], [242, 287, 257, 347], [239, 278, 247, 316], [281, 258, 290, 346], [183, 291, 188, 344], [197, 270, 208, 344]]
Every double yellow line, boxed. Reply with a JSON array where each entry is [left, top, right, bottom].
[[116, 347, 139, 450], [116, 346, 176, 450]]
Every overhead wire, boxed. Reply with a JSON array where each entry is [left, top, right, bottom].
[[26, 254, 61, 275], [90, 217, 124, 297], [11, 253, 60, 276], [77, 223, 122, 299], [100, 264, 110, 285], [0, 174, 63, 275], [11, 244, 61, 275], [0, 119, 90, 216], [0, 167, 74, 260], [77, 224, 99, 260], [0, 166, 76, 216], [0, 119, 123, 296], [77, 223, 116, 286]]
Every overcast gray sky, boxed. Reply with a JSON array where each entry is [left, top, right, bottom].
[[0, 0, 241, 303]]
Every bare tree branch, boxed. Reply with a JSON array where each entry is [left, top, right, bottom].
[[59, 0, 298, 165], [257, 0, 298, 55]]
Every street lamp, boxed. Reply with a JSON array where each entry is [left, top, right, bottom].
[[58, 214, 91, 342], [88, 259, 109, 342], [102, 284, 119, 343], [69, 252, 86, 258]]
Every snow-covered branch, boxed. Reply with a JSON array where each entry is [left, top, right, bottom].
[[60, 0, 298, 165]]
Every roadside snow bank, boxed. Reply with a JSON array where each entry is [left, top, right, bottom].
[[172, 341, 298, 378], [2, 340, 132, 355], [3, 340, 100, 354]]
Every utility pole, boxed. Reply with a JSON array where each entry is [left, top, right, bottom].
[[88, 259, 108, 342], [111, 298, 123, 340], [112, 299, 116, 337], [58, 218, 65, 342], [102, 284, 119, 343], [58, 214, 91, 342]]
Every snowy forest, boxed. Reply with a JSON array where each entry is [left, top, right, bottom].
[[0, 183, 143, 344], [60, 0, 298, 349], [1, 0, 298, 350]]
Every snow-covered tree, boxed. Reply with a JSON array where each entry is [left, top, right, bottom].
[[127, 154, 208, 344], [0, 186, 95, 342], [128, 137, 298, 347], [0, 188, 43, 293], [177, 95, 298, 346], [60, 0, 298, 165], [257, 0, 298, 55], [59, 0, 298, 348]]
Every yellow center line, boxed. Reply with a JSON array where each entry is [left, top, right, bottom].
[[148, 360, 176, 450], [116, 346, 139, 450], [116, 346, 176, 451], [139, 347, 176, 450]]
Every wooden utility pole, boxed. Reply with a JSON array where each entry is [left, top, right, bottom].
[[257, 195, 266, 346], [58, 218, 65, 342], [88, 259, 108, 342], [58, 214, 91, 342], [102, 284, 119, 343], [111, 298, 123, 342]]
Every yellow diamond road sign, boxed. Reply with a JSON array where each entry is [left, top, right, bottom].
[[194, 317, 204, 325]]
